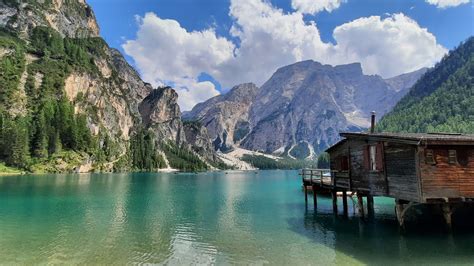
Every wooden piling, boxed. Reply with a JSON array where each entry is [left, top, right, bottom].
[[332, 190, 338, 213], [342, 191, 348, 216], [442, 204, 453, 231], [367, 195, 374, 217], [357, 194, 364, 217], [304, 185, 308, 204], [312, 185, 317, 209]]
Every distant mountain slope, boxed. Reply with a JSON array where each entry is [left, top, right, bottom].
[[186, 61, 426, 159], [378, 37, 473, 133], [183, 83, 258, 152]]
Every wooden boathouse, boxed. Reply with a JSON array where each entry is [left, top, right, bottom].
[[302, 131, 474, 228]]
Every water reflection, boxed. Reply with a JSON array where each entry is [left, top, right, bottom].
[[0, 172, 473, 265]]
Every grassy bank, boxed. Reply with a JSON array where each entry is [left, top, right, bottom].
[[0, 162, 23, 175]]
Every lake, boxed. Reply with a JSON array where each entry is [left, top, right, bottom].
[[0, 171, 473, 265]]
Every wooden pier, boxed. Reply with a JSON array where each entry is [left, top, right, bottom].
[[302, 131, 474, 229], [300, 112, 474, 228], [300, 168, 366, 217]]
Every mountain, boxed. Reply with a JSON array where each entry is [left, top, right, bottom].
[[378, 37, 474, 133], [0, 0, 222, 172], [183, 83, 259, 152], [186, 61, 426, 159]]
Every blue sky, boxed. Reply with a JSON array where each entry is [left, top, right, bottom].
[[87, 0, 473, 110]]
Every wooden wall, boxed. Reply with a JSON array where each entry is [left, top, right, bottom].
[[329, 139, 388, 196], [384, 144, 420, 202], [419, 146, 474, 200]]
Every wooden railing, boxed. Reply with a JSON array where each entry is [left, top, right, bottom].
[[299, 168, 334, 187]]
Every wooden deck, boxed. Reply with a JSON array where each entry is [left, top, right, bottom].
[[299, 168, 361, 217]]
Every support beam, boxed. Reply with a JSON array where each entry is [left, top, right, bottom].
[[357, 194, 364, 218], [332, 190, 338, 213], [395, 201, 405, 228], [367, 195, 374, 217], [342, 191, 348, 217], [312, 185, 318, 209], [304, 185, 308, 204], [442, 204, 453, 231]]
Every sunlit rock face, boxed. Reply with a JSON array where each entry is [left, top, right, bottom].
[[183, 83, 259, 152], [0, 0, 220, 170]]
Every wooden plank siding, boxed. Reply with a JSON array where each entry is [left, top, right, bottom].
[[329, 139, 388, 195], [384, 144, 420, 202], [327, 133, 474, 204], [419, 146, 474, 200]]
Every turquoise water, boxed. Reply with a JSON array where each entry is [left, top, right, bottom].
[[0, 171, 473, 265]]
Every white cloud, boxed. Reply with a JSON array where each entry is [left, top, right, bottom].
[[123, 1, 447, 110], [174, 79, 220, 111], [291, 0, 344, 14], [332, 13, 447, 77], [425, 0, 470, 8], [122, 13, 234, 110]]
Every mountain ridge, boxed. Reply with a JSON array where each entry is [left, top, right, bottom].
[[186, 60, 427, 159]]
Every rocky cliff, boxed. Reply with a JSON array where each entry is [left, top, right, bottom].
[[183, 83, 258, 152], [0, 0, 221, 172], [186, 61, 426, 159]]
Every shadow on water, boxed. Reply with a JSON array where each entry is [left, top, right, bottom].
[[287, 200, 474, 265]]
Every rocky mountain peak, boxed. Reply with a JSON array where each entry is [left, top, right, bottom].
[[186, 60, 427, 159], [1, 0, 99, 38]]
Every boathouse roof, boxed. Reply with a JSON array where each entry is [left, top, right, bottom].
[[326, 132, 474, 152]]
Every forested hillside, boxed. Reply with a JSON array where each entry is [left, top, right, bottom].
[[0, 1, 219, 173], [377, 37, 474, 133]]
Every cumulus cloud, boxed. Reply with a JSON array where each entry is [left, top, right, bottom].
[[291, 0, 344, 14], [123, 0, 447, 110], [333, 13, 447, 77], [174, 79, 220, 111], [425, 0, 470, 8], [122, 13, 234, 110]]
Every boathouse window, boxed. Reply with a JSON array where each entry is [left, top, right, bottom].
[[334, 156, 349, 171], [425, 149, 436, 165], [364, 143, 384, 171], [370, 145, 377, 171], [448, 150, 457, 164]]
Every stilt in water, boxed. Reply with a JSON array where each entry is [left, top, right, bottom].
[[332, 190, 338, 213], [357, 194, 364, 218], [304, 185, 308, 204], [342, 191, 348, 217], [442, 204, 453, 231], [367, 195, 374, 217], [312, 185, 317, 209]]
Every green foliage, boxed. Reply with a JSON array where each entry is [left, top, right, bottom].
[[0, 115, 31, 168], [233, 121, 250, 142], [241, 155, 312, 170], [316, 152, 330, 169], [0, 162, 22, 175], [289, 142, 311, 159], [0, 32, 26, 111], [161, 141, 208, 172], [130, 128, 166, 171], [0, 26, 100, 170], [378, 37, 474, 134]]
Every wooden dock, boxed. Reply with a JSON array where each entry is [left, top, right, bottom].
[[306, 129, 474, 229], [300, 168, 361, 217]]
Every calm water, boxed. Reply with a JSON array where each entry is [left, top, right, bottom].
[[0, 171, 473, 265]]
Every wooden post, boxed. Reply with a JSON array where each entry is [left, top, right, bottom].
[[442, 204, 453, 231], [367, 195, 374, 217], [342, 190, 348, 217], [304, 185, 308, 204], [312, 185, 317, 209], [395, 200, 405, 229], [332, 190, 338, 213], [357, 194, 364, 218]]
